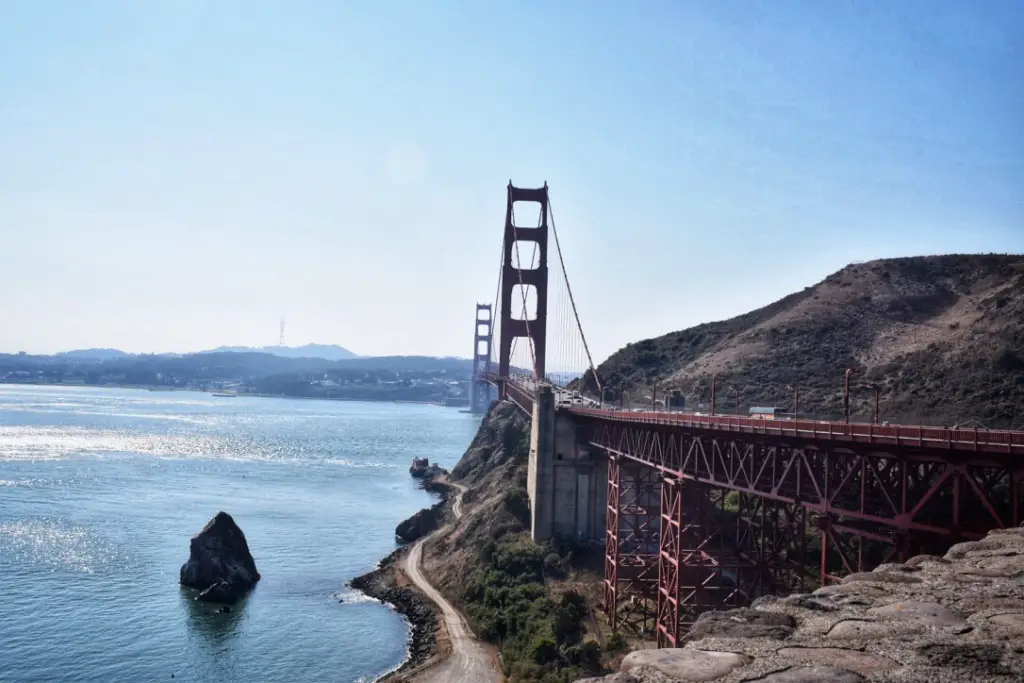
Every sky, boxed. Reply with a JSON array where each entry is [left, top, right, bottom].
[[1, 1, 1021, 362]]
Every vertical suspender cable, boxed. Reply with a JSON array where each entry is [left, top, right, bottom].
[[548, 197, 601, 393]]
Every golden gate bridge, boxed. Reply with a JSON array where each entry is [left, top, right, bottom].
[[472, 181, 1024, 646]]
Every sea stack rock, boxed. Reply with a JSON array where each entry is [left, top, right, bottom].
[[179, 511, 260, 604], [409, 457, 446, 480], [409, 457, 431, 478]]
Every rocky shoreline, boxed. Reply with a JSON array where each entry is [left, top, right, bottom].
[[350, 547, 442, 678], [348, 467, 456, 679]]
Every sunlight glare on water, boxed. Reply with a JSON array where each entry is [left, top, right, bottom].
[[0, 384, 479, 683]]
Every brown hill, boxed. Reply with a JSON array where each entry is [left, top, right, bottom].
[[589, 254, 1024, 427]]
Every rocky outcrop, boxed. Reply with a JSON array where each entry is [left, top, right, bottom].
[[396, 506, 442, 544], [410, 457, 447, 480], [180, 511, 260, 604], [579, 526, 1024, 682]]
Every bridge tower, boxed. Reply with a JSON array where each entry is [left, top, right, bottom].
[[498, 183, 549, 380], [469, 303, 493, 413]]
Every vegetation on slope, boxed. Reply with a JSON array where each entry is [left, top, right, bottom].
[[584, 254, 1024, 427], [422, 401, 617, 683]]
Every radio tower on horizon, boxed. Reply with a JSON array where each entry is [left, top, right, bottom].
[[279, 317, 286, 347]]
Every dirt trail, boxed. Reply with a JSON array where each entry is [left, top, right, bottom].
[[402, 483, 499, 683]]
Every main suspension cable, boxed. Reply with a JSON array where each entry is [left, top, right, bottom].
[[548, 197, 601, 393]]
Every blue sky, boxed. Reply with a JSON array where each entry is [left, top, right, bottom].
[[1, 1, 1020, 361]]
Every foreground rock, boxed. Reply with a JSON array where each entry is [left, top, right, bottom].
[[578, 526, 1024, 682], [396, 463, 455, 543], [180, 511, 260, 604], [396, 506, 442, 544]]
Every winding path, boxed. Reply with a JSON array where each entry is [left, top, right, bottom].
[[403, 482, 499, 683]]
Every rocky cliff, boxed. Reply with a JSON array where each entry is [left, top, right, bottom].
[[421, 400, 534, 600], [588, 254, 1024, 426], [419, 400, 612, 682], [580, 526, 1024, 682]]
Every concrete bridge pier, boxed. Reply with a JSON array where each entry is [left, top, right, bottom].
[[527, 385, 607, 543]]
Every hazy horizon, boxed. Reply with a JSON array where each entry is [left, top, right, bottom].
[[2, 2, 1021, 361]]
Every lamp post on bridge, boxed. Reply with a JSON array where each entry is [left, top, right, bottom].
[[710, 374, 717, 416], [844, 369, 858, 424]]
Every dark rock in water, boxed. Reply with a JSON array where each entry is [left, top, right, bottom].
[[180, 512, 260, 603], [409, 457, 447, 480], [395, 506, 441, 544]]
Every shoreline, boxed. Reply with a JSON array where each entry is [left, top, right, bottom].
[[351, 478, 456, 681], [0, 381, 465, 408]]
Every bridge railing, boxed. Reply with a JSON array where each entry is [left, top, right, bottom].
[[481, 372, 536, 416], [568, 407, 1024, 456], [505, 381, 535, 416]]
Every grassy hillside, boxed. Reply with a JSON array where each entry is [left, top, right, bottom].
[[586, 254, 1024, 427]]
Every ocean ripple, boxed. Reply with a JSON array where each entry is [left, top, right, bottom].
[[0, 518, 133, 574]]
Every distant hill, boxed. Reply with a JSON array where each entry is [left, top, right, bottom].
[[586, 254, 1024, 427], [205, 343, 359, 361], [60, 348, 131, 360]]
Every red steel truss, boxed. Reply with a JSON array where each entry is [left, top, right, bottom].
[[654, 479, 811, 646], [604, 456, 660, 635], [589, 415, 1024, 642], [655, 476, 682, 646]]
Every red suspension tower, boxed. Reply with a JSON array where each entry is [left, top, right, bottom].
[[498, 182, 549, 380], [470, 303, 493, 413]]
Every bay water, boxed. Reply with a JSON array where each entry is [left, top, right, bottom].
[[0, 384, 478, 682]]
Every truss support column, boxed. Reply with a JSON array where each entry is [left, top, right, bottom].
[[656, 476, 683, 647], [604, 455, 622, 629], [604, 459, 661, 635]]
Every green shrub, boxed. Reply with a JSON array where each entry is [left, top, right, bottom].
[[604, 631, 627, 654], [530, 636, 559, 664], [565, 640, 603, 673], [543, 552, 566, 578], [462, 536, 604, 682]]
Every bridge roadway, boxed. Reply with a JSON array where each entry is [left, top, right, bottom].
[[499, 375, 1024, 456], [568, 405, 1024, 456]]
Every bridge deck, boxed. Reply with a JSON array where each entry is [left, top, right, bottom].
[[487, 375, 1024, 456], [567, 407, 1024, 456]]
